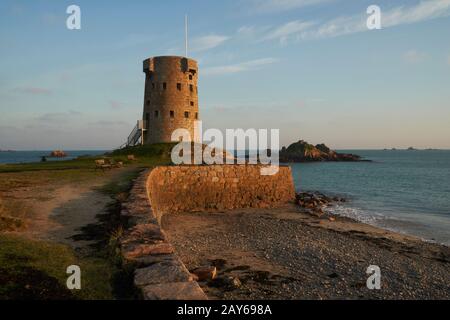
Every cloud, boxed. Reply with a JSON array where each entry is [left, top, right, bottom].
[[191, 35, 230, 52], [403, 50, 426, 64], [13, 86, 52, 95], [382, 0, 450, 27], [262, 0, 450, 43], [36, 111, 82, 123], [250, 0, 334, 13], [263, 20, 316, 43], [237, 26, 257, 36], [203, 58, 278, 76]]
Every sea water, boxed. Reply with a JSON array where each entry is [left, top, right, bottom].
[[290, 150, 450, 245]]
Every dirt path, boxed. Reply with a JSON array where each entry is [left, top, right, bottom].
[[32, 184, 111, 248], [8, 168, 135, 249]]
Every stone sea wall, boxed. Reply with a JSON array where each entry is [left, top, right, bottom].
[[121, 164, 295, 300], [147, 165, 296, 222], [120, 169, 207, 300]]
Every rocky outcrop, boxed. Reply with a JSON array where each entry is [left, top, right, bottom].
[[49, 150, 67, 158], [279, 140, 364, 162], [296, 191, 346, 217]]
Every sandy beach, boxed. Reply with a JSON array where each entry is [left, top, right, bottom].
[[162, 204, 450, 300]]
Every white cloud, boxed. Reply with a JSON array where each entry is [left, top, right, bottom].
[[382, 0, 450, 27], [237, 25, 257, 37], [251, 0, 334, 13], [203, 58, 279, 76], [262, 0, 450, 43], [191, 35, 229, 52], [403, 50, 426, 64], [263, 20, 316, 42]]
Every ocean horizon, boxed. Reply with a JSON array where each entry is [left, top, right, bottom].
[[1, 149, 449, 246]]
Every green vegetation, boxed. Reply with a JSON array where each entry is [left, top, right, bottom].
[[0, 234, 113, 300], [0, 143, 175, 174], [109, 143, 175, 165], [0, 143, 174, 299]]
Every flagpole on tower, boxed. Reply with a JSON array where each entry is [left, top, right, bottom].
[[185, 15, 188, 58]]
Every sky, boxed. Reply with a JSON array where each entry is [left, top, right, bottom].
[[1, 0, 450, 150]]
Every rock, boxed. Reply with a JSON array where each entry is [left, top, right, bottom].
[[124, 243, 174, 260], [134, 259, 193, 286], [49, 150, 67, 158], [230, 277, 242, 288], [209, 258, 227, 269], [134, 254, 177, 267], [296, 192, 347, 215], [192, 266, 217, 281], [123, 224, 166, 243], [210, 276, 242, 290], [142, 282, 207, 300], [279, 140, 365, 162]]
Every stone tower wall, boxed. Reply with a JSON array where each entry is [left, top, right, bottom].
[[142, 56, 199, 144]]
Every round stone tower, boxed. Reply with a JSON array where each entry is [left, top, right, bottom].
[[142, 56, 199, 144]]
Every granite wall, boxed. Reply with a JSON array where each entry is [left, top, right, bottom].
[[147, 165, 296, 222]]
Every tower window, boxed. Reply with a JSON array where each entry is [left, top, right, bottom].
[[163, 82, 167, 90], [146, 100, 150, 106], [145, 113, 149, 126], [177, 83, 182, 90], [184, 111, 190, 118], [190, 101, 194, 107], [152, 83, 155, 89], [189, 84, 193, 92], [189, 75, 193, 80], [170, 110, 174, 118], [154, 110, 159, 118], [195, 112, 198, 119]]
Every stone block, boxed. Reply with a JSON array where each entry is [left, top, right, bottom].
[[124, 243, 174, 260], [134, 260, 193, 286], [191, 266, 217, 281], [142, 282, 207, 300]]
